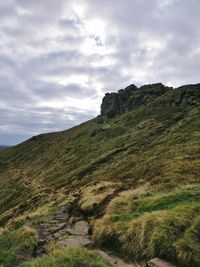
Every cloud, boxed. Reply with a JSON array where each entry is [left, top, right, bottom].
[[0, 0, 200, 144]]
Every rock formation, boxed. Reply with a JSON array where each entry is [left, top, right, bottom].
[[101, 83, 200, 118]]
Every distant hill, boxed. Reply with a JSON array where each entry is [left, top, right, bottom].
[[0, 145, 9, 150], [0, 83, 200, 267]]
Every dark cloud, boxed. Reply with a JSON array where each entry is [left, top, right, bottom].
[[0, 0, 200, 145]]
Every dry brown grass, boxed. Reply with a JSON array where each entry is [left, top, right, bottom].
[[79, 182, 120, 212]]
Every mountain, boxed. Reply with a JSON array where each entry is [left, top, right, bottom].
[[0, 83, 200, 267]]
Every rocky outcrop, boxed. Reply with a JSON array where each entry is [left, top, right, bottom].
[[101, 83, 171, 118], [101, 83, 200, 119], [170, 83, 200, 106]]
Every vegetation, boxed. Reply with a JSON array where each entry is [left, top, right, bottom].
[[0, 83, 200, 266], [79, 181, 119, 213], [93, 185, 200, 266], [20, 248, 112, 267], [0, 225, 37, 267]]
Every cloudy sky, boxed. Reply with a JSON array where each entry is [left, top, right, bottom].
[[0, 0, 200, 145]]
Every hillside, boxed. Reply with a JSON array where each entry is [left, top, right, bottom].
[[0, 83, 200, 267]]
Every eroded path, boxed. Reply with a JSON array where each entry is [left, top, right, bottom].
[[33, 205, 142, 266], [18, 205, 175, 267]]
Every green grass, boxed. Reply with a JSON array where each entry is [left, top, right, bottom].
[[93, 186, 200, 266], [0, 87, 200, 266], [0, 225, 37, 267], [20, 248, 112, 267]]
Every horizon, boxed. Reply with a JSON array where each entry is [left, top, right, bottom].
[[1, 0, 200, 145], [2, 80, 200, 146], [3, 81, 200, 146]]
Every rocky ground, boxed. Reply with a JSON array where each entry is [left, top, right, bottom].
[[17, 204, 177, 267], [35, 205, 142, 267]]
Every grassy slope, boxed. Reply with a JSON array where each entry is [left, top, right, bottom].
[[0, 89, 200, 266]]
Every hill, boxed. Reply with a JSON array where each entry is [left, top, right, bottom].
[[0, 145, 9, 150], [0, 83, 200, 267]]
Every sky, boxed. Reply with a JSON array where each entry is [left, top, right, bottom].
[[0, 0, 200, 145]]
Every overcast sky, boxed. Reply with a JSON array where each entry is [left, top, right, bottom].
[[0, 0, 200, 145]]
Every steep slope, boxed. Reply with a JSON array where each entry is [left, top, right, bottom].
[[0, 83, 200, 266]]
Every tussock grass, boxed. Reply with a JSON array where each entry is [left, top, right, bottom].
[[121, 205, 200, 258], [93, 186, 200, 266], [106, 185, 149, 215], [0, 225, 37, 267], [175, 216, 200, 266], [79, 182, 119, 212], [0, 89, 200, 266], [20, 247, 112, 267]]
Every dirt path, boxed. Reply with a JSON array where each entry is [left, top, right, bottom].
[[29, 205, 176, 267], [33, 205, 142, 266]]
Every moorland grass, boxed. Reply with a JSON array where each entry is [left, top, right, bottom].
[[0, 225, 37, 267], [79, 181, 119, 213], [0, 90, 200, 266], [20, 247, 112, 267], [93, 186, 200, 266]]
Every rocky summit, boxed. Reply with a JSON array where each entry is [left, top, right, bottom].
[[0, 83, 200, 267], [101, 83, 200, 118]]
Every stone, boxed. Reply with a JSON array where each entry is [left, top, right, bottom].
[[100, 83, 200, 119], [53, 232, 64, 239], [124, 84, 137, 94], [49, 222, 66, 232], [57, 222, 66, 229], [96, 115, 104, 124], [146, 258, 177, 267], [67, 220, 89, 236], [100, 83, 170, 119], [57, 236, 92, 248], [101, 92, 121, 118], [97, 250, 141, 267]]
